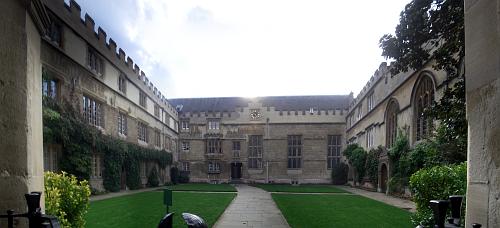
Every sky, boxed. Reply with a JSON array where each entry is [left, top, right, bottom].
[[74, 0, 411, 99]]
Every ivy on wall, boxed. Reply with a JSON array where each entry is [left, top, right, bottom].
[[43, 99, 172, 192]]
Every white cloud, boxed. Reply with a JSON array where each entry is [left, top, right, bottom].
[[80, 0, 411, 98]]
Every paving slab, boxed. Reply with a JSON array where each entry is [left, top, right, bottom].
[[214, 185, 290, 228], [336, 185, 416, 212]]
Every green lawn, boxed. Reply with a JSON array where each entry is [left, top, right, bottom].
[[272, 194, 412, 228], [167, 183, 237, 192], [85, 191, 235, 228], [254, 184, 348, 193]]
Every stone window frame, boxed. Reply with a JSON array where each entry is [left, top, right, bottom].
[[181, 119, 190, 130], [327, 135, 342, 169], [367, 92, 375, 111], [207, 119, 220, 130], [87, 46, 104, 77], [357, 105, 363, 121], [82, 95, 104, 129], [366, 127, 374, 148], [48, 13, 64, 48], [385, 99, 399, 148], [206, 138, 222, 154], [182, 162, 190, 172], [139, 91, 147, 108], [42, 67, 60, 100], [137, 121, 149, 143], [248, 135, 263, 169], [117, 111, 128, 136], [287, 135, 302, 169], [43, 144, 61, 172], [232, 141, 241, 158], [413, 74, 435, 141], [164, 135, 172, 151], [208, 161, 220, 173], [154, 104, 160, 118], [154, 129, 161, 148], [118, 73, 127, 94], [181, 141, 190, 152]]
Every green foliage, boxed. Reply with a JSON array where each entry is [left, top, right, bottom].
[[43, 99, 93, 180], [170, 166, 179, 185], [331, 163, 349, 185], [380, 0, 467, 171], [43, 99, 172, 192], [45, 171, 91, 228], [427, 79, 467, 164], [379, 0, 464, 78], [409, 162, 467, 227], [365, 147, 383, 185], [178, 171, 190, 183], [147, 167, 160, 187], [343, 144, 367, 182]]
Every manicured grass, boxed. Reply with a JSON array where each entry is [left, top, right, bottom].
[[254, 184, 348, 193], [167, 183, 237, 192], [272, 194, 412, 228], [85, 191, 235, 228]]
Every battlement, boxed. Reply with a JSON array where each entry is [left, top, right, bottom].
[[348, 62, 390, 111], [44, 0, 178, 117]]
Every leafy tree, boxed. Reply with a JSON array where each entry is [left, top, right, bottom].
[[380, 0, 466, 163]]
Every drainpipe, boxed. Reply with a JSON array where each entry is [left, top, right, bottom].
[[266, 161, 269, 183]]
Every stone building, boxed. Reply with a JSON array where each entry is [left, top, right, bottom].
[[344, 60, 452, 192], [40, 0, 179, 190], [170, 96, 351, 184]]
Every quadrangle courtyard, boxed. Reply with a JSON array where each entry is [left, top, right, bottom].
[[85, 183, 414, 228]]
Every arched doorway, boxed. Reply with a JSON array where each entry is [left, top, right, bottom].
[[380, 164, 388, 193]]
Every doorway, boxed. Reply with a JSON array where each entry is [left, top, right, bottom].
[[231, 162, 242, 179], [380, 163, 388, 193]]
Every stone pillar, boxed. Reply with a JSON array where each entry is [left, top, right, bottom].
[[0, 0, 47, 226], [464, 0, 500, 227]]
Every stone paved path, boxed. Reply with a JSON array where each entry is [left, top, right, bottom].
[[214, 185, 290, 228], [336, 185, 416, 212], [90, 186, 164, 202]]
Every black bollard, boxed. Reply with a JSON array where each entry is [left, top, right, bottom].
[[25, 192, 43, 228], [429, 200, 449, 228], [448, 195, 463, 225], [472, 223, 482, 228]]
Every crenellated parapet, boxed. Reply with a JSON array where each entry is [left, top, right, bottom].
[[348, 62, 390, 112], [43, 0, 179, 118]]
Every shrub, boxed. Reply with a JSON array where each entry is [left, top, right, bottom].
[[147, 167, 160, 187], [179, 171, 190, 183], [44, 171, 91, 228], [409, 162, 467, 227], [343, 144, 367, 182], [331, 163, 348, 185], [170, 166, 179, 184], [365, 147, 383, 185]]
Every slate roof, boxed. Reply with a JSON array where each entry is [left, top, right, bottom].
[[169, 95, 352, 113]]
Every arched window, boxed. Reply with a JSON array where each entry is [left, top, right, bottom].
[[385, 99, 399, 148], [414, 75, 435, 141]]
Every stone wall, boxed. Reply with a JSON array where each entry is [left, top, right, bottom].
[[0, 0, 48, 226], [464, 0, 500, 226]]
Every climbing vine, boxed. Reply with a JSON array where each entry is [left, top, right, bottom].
[[43, 98, 172, 192]]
